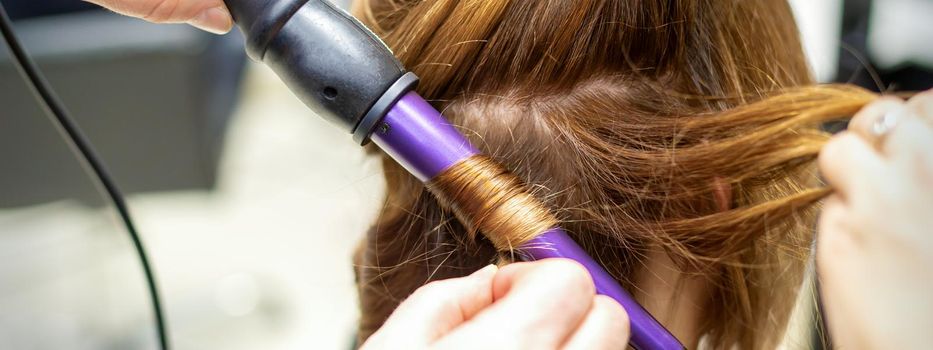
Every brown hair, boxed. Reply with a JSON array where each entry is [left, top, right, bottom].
[[351, 0, 877, 348], [427, 154, 558, 251]]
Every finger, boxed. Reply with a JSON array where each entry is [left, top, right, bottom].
[[371, 265, 498, 348], [84, 0, 233, 34], [883, 111, 933, 183], [817, 196, 856, 288], [847, 97, 905, 149], [816, 195, 870, 348], [818, 132, 887, 198], [818, 195, 858, 246], [885, 90, 933, 174], [905, 89, 933, 122], [435, 259, 596, 349], [562, 295, 630, 350]]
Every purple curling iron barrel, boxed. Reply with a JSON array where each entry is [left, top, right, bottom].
[[223, 0, 683, 349], [372, 93, 682, 350]]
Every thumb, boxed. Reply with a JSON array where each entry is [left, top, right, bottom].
[[84, 0, 233, 34], [362, 265, 499, 349]]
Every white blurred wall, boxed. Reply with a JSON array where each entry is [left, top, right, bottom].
[[789, 0, 844, 82]]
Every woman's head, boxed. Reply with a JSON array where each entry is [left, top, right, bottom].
[[352, 0, 876, 348], [356, 0, 811, 96]]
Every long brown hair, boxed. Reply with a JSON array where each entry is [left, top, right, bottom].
[[351, 0, 877, 348]]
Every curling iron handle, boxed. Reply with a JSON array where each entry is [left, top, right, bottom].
[[223, 0, 407, 139]]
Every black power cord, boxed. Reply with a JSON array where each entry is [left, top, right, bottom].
[[0, 4, 169, 350]]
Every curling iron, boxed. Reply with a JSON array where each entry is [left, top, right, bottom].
[[222, 0, 683, 348]]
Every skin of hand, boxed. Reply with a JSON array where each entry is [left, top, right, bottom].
[[361, 259, 630, 350], [817, 89, 933, 349], [83, 0, 233, 34]]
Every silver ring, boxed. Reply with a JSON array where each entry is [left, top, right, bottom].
[[870, 111, 899, 146]]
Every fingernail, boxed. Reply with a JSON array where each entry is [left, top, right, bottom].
[[188, 7, 233, 35], [470, 264, 498, 279]]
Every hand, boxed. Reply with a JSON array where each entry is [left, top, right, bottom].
[[84, 0, 232, 34], [361, 259, 630, 350], [818, 90, 933, 349]]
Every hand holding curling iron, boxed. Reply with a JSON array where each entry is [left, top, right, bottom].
[[84, 0, 233, 34]]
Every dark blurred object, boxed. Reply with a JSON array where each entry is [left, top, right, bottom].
[[824, 0, 933, 135], [0, 9, 246, 207], [836, 0, 933, 92], [0, 0, 98, 20]]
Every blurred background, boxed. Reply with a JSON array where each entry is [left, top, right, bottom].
[[0, 0, 930, 349]]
